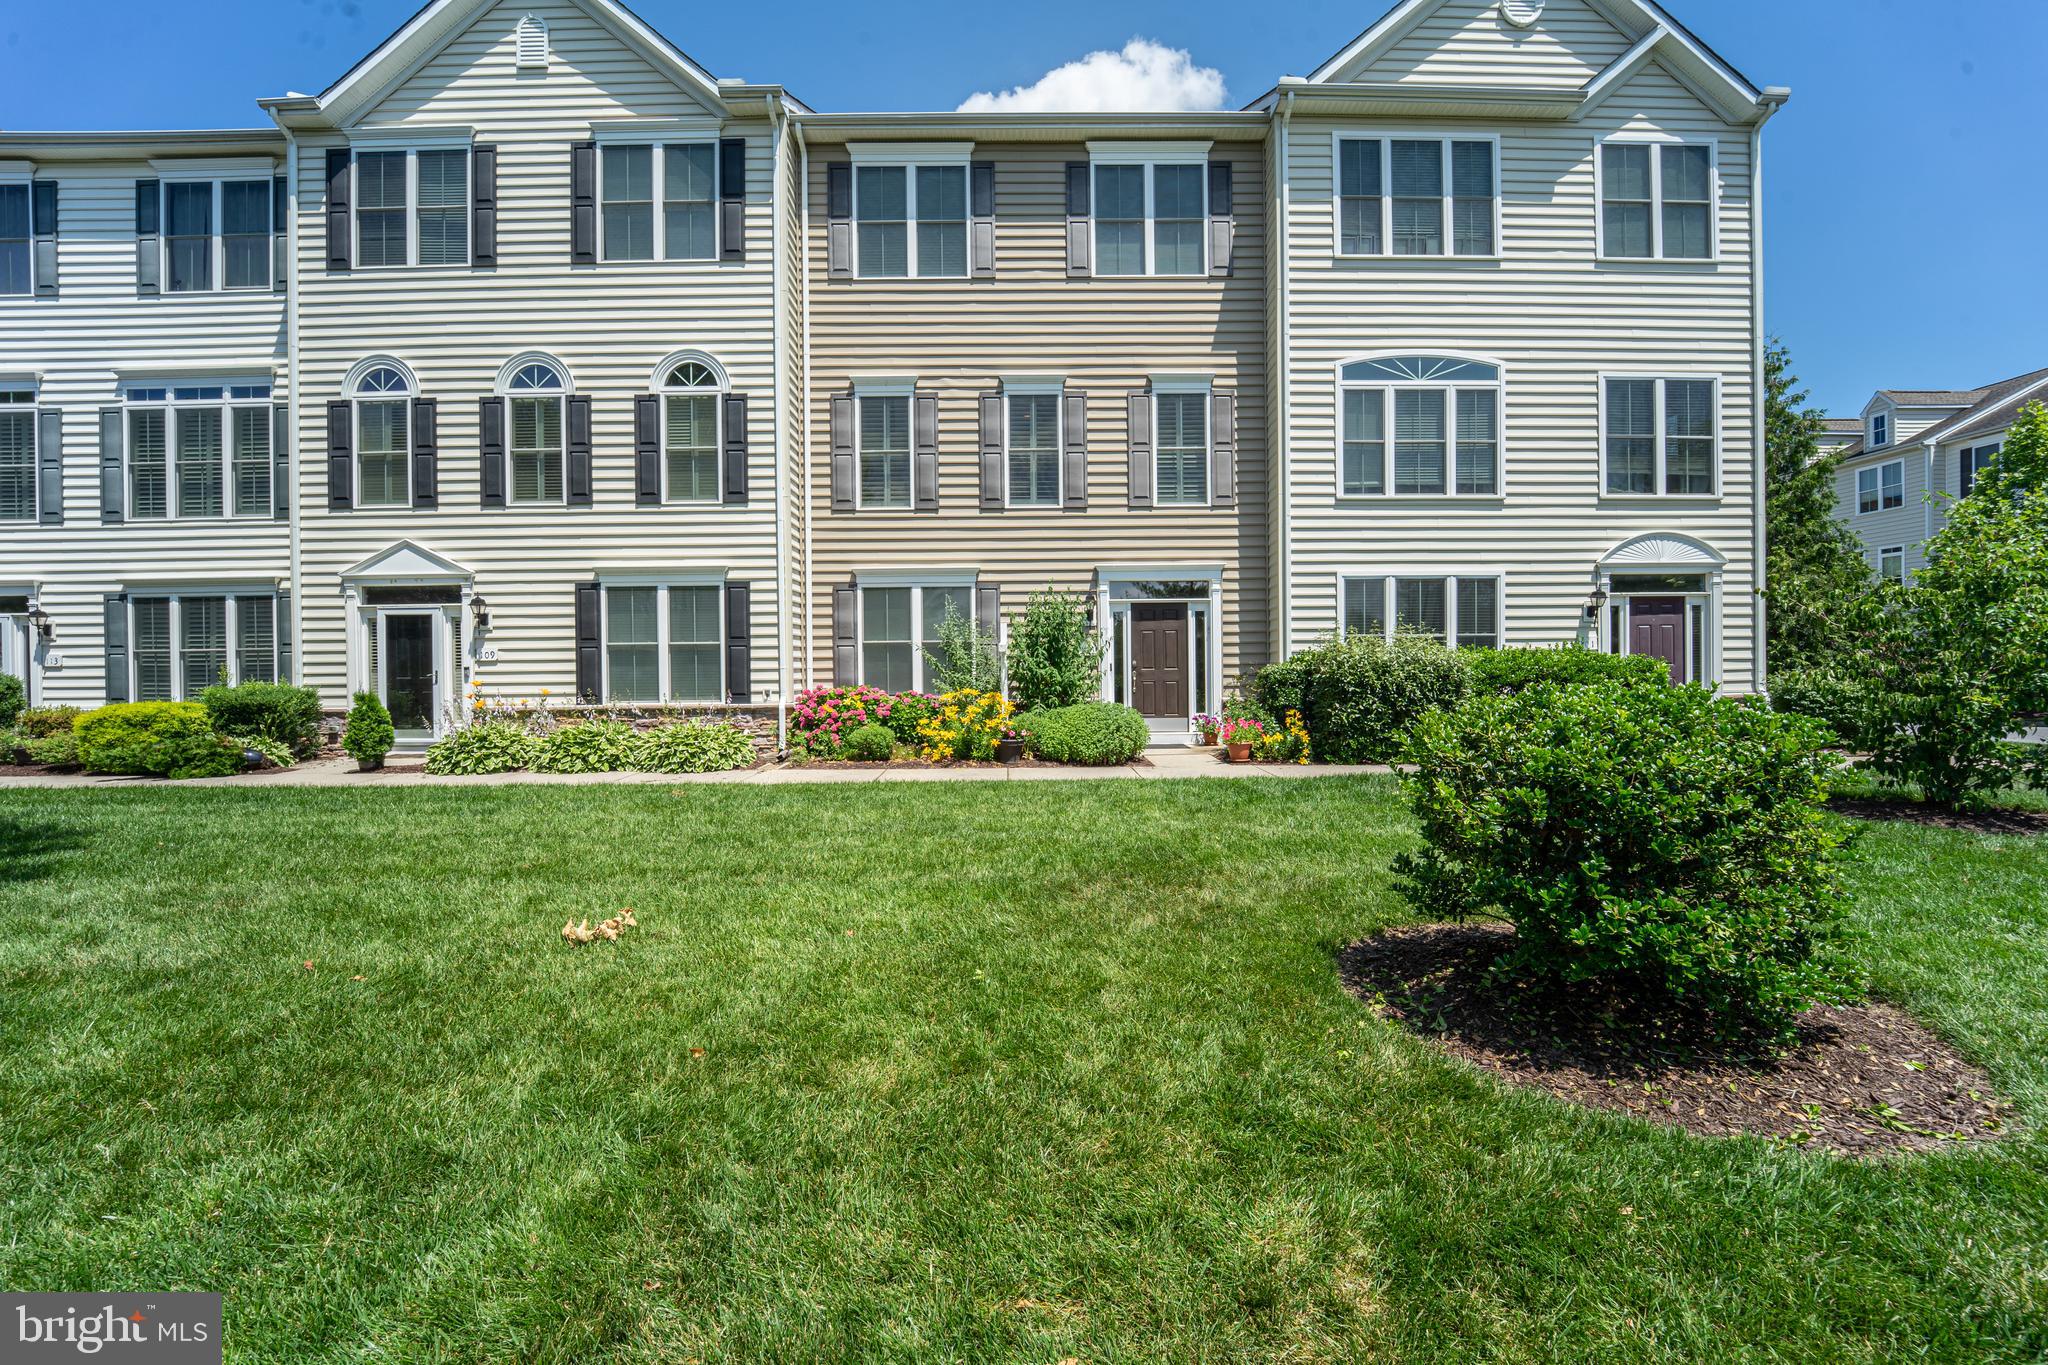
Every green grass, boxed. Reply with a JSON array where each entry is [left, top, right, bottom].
[[1, 780, 2044, 1363]]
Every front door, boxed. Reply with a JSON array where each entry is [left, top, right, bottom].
[[1131, 604, 1189, 720], [1628, 597, 1686, 684], [380, 612, 439, 738]]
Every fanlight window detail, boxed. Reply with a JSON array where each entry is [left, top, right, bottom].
[[663, 361, 720, 390], [353, 365, 413, 396], [508, 362, 566, 392], [1342, 356, 1499, 385]]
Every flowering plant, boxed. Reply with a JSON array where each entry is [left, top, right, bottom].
[[789, 685, 900, 756], [915, 689, 1015, 762], [1194, 712, 1222, 742], [1255, 709, 1312, 765], [1220, 716, 1265, 746]]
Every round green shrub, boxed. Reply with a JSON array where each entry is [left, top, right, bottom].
[[1462, 645, 1669, 696], [15, 706, 82, 739], [1020, 702, 1149, 765], [1247, 634, 1470, 764], [342, 692, 396, 766], [0, 673, 23, 729], [160, 733, 246, 780], [423, 721, 540, 775], [22, 731, 78, 768], [841, 722, 897, 761], [532, 719, 638, 773], [200, 682, 324, 755], [75, 702, 218, 776], [1397, 682, 1854, 1041], [631, 721, 756, 774]]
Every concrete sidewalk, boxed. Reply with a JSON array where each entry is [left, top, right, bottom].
[[0, 747, 1394, 790]]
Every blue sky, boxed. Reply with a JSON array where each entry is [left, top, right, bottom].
[[2, 0, 2043, 415]]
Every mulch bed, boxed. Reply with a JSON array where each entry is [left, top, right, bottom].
[[1338, 923, 2011, 1157], [0, 763, 71, 777], [1829, 796, 2048, 836]]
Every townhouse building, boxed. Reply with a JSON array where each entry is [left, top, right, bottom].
[[1, 0, 1783, 745]]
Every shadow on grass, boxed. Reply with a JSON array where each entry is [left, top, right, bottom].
[[0, 814, 87, 886]]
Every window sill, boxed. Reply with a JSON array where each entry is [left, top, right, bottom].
[[1330, 254, 1501, 266], [847, 274, 973, 283], [1594, 256, 1720, 270], [1333, 493, 1506, 505], [123, 514, 282, 524], [592, 258, 729, 268], [1598, 493, 1723, 507], [1086, 272, 1212, 282]]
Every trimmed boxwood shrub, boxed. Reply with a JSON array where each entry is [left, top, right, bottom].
[[533, 719, 638, 773], [1397, 682, 1853, 1041], [1247, 634, 1470, 764], [841, 722, 896, 761], [199, 682, 324, 755], [632, 721, 755, 774], [1020, 702, 1149, 766], [1462, 645, 1670, 696], [343, 693, 395, 767], [423, 721, 539, 775], [75, 702, 225, 777]]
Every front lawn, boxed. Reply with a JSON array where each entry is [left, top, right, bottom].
[[1, 781, 2044, 1362]]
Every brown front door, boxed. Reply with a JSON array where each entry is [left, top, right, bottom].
[[1131, 604, 1189, 720], [1628, 597, 1686, 684]]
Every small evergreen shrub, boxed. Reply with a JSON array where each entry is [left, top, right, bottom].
[[1248, 634, 1470, 764], [15, 706, 82, 739], [200, 682, 323, 755], [1397, 682, 1853, 1041], [533, 719, 639, 773], [342, 692, 396, 767], [1020, 702, 1149, 765], [75, 702, 219, 776], [840, 722, 897, 761], [631, 721, 756, 774], [22, 731, 78, 768], [1463, 645, 1669, 696], [0, 673, 22, 728], [423, 721, 539, 775], [159, 733, 246, 780]]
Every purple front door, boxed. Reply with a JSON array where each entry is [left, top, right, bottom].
[[1628, 597, 1686, 684]]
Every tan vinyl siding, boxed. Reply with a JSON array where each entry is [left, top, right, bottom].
[[802, 143, 1269, 692], [292, 0, 783, 712], [1341, 0, 1636, 88], [0, 159, 288, 707], [1283, 60, 1763, 691]]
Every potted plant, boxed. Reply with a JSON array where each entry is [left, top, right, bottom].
[[996, 725, 1026, 765], [1195, 713, 1221, 746], [343, 691, 395, 772], [1221, 716, 1263, 764]]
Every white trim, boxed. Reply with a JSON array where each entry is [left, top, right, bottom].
[[345, 355, 418, 396], [1333, 352, 1506, 500], [118, 385, 278, 524], [1855, 459, 1905, 515], [596, 580, 728, 704], [595, 139, 721, 264], [1877, 545, 1906, 583], [1596, 372, 1723, 499], [849, 157, 968, 280], [853, 386, 914, 510], [1001, 385, 1064, 510], [345, 127, 472, 150], [339, 539, 472, 583], [1571, 24, 1668, 121], [589, 118, 723, 144], [348, 145, 473, 271], [493, 351, 572, 394], [1596, 531, 1726, 569], [372, 606, 451, 740], [1329, 131, 1503, 261], [856, 568, 979, 588], [848, 142, 974, 164], [1867, 408, 1890, 449], [1332, 569, 1507, 649], [1085, 140, 1213, 164], [655, 356, 725, 505], [151, 157, 280, 178], [1087, 158, 1209, 278], [1593, 134, 1720, 264], [149, 174, 280, 295]]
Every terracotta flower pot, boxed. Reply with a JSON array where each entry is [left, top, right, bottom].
[[1226, 742, 1253, 763]]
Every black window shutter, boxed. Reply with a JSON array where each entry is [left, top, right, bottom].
[[565, 395, 593, 507], [1062, 391, 1088, 510], [721, 392, 748, 505], [976, 583, 1002, 644], [135, 180, 160, 297], [574, 582, 602, 701], [1210, 391, 1236, 507], [724, 581, 752, 702], [276, 590, 293, 684], [913, 392, 938, 511], [829, 393, 855, 510], [826, 162, 853, 279], [410, 396, 438, 509], [325, 149, 352, 270], [471, 145, 498, 266], [570, 141, 597, 265], [272, 175, 288, 294], [1065, 162, 1091, 277], [99, 406, 124, 523], [103, 595, 130, 704], [326, 399, 353, 510], [37, 409, 62, 525], [478, 396, 506, 507], [31, 181, 58, 298], [832, 583, 858, 687], [718, 137, 745, 262], [271, 403, 290, 520], [1127, 391, 1153, 509], [1208, 161, 1234, 278], [969, 161, 995, 278], [633, 393, 660, 505], [978, 392, 1003, 509]]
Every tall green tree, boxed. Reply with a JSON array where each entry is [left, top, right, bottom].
[[1763, 341, 1876, 675]]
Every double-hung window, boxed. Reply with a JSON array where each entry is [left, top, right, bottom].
[[353, 146, 470, 268], [505, 361, 565, 504], [1961, 442, 2000, 498], [1342, 574, 1501, 649], [1602, 377, 1718, 496], [1336, 137, 1497, 258], [1007, 389, 1061, 507], [1155, 387, 1210, 505], [1868, 411, 1890, 449], [1857, 460, 1904, 514], [860, 582, 971, 693], [0, 387, 34, 522], [128, 592, 278, 701], [600, 143, 717, 262], [0, 183, 29, 295], [854, 160, 966, 278], [348, 364, 413, 508], [601, 582, 724, 703], [858, 392, 912, 509], [1879, 547, 1905, 583], [160, 178, 282, 292], [124, 383, 273, 521], [1093, 159, 1207, 276], [659, 359, 722, 502], [1339, 356, 1501, 496], [1600, 140, 1715, 261]]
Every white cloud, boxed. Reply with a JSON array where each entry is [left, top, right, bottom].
[[957, 39, 1227, 114]]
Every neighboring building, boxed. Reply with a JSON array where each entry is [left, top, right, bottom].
[[1, 0, 1783, 743], [1828, 368, 2048, 581]]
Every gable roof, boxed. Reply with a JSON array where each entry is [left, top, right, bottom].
[[1907, 368, 2048, 448]]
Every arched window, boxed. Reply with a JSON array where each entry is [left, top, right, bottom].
[[655, 353, 725, 503], [496, 354, 568, 504], [1337, 353, 1502, 497], [347, 359, 417, 508]]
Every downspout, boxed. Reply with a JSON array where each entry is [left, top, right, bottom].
[[273, 114, 303, 689], [769, 95, 788, 755], [795, 117, 814, 695], [1277, 91, 1295, 663], [1750, 91, 1786, 694]]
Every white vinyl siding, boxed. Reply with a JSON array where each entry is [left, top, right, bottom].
[[1336, 136, 1498, 258]]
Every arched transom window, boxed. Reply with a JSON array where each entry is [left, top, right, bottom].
[[657, 355, 725, 503], [1338, 354, 1501, 497]]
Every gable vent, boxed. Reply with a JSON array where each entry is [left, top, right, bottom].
[[515, 14, 549, 70]]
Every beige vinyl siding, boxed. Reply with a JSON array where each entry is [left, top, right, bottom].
[[1339, 0, 1636, 88], [1283, 60, 1763, 691], [293, 0, 783, 711], [802, 143, 1269, 691], [0, 159, 288, 707]]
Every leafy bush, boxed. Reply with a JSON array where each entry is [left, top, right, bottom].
[[916, 689, 1013, 762], [199, 682, 323, 755], [342, 693, 395, 766], [1397, 683, 1853, 1041], [1020, 702, 1149, 766], [1768, 667, 1866, 744], [1463, 645, 1669, 697], [16, 706, 81, 739], [0, 673, 22, 728], [790, 686, 895, 755], [1006, 591, 1106, 712], [228, 734, 296, 769], [533, 719, 638, 773], [423, 721, 540, 775], [75, 702, 219, 776], [925, 599, 1002, 694], [22, 731, 78, 768], [631, 721, 756, 774], [841, 723, 897, 761], [879, 691, 938, 743], [159, 733, 247, 780], [1247, 634, 1470, 764]]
